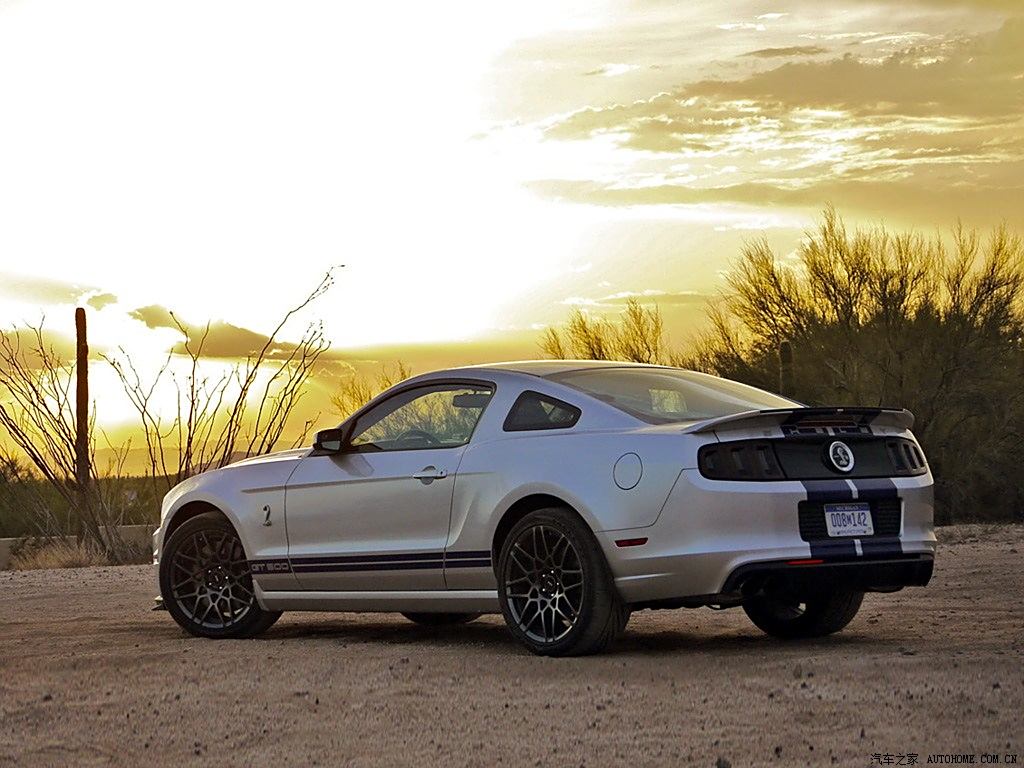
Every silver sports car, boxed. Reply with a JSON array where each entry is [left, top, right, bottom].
[[154, 361, 936, 655]]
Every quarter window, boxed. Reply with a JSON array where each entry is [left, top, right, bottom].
[[348, 383, 493, 451], [503, 391, 581, 432]]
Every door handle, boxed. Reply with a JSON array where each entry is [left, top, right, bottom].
[[412, 466, 448, 480]]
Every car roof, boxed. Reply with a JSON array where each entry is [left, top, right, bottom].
[[437, 360, 673, 378]]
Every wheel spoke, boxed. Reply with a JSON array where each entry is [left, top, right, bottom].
[[504, 523, 583, 645], [510, 546, 535, 573], [519, 600, 540, 631], [537, 526, 552, 563], [168, 526, 255, 629]]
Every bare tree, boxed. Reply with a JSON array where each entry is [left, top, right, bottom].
[[107, 269, 336, 501], [0, 324, 133, 557]]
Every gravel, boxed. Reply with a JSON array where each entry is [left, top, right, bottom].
[[1, 524, 1021, 767]]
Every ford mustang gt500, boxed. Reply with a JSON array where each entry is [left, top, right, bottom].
[[154, 361, 935, 655]]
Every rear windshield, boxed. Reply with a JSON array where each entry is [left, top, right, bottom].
[[549, 368, 797, 425]]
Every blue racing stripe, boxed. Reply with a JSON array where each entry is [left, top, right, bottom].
[[802, 479, 856, 558], [860, 536, 903, 557], [808, 539, 858, 559], [251, 549, 494, 575], [445, 550, 491, 560], [292, 560, 443, 573], [293, 551, 444, 565], [802, 479, 854, 502], [851, 478, 899, 500]]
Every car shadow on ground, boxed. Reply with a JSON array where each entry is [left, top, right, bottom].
[[141, 612, 903, 657]]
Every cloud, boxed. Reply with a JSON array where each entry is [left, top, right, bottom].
[[898, 0, 1023, 8], [688, 19, 1024, 118], [583, 63, 639, 77], [742, 46, 827, 58], [532, 18, 1024, 224], [129, 304, 307, 360], [86, 292, 118, 310], [563, 289, 710, 308], [718, 22, 767, 32], [0, 325, 77, 367], [529, 176, 1024, 223], [545, 94, 775, 153], [128, 304, 177, 331], [0, 271, 117, 308]]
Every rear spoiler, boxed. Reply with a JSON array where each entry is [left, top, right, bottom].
[[682, 407, 915, 435]]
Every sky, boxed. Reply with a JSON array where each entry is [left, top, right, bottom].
[[1, 0, 1022, 447]]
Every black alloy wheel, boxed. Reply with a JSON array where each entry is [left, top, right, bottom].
[[159, 512, 281, 639], [497, 507, 628, 656]]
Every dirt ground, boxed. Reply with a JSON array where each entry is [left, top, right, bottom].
[[1, 525, 1021, 768]]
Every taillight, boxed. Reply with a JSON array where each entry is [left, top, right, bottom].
[[698, 441, 785, 481], [886, 440, 927, 473]]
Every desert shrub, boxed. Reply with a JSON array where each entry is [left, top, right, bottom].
[[540, 208, 1024, 524], [540, 299, 671, 364], [9, 536, 149, 570], [330, 361, 413, 419]]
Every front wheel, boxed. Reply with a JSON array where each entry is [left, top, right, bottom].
[[743, 587, 864, 639], [159, 512, 281, 639], [497, 508, 627, 656]]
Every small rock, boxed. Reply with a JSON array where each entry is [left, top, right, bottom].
[[41, 693, 53, 702], [716, 758, 731, 768]]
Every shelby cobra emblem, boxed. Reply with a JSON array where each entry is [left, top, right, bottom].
[[828, 440, 855, 473]]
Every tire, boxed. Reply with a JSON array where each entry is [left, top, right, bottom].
[[743, 587, 864, 639], [497, 507, 627, 656], [401, 612, 481, 626], [159, 512, 282, 639]]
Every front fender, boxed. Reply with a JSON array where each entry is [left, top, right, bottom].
[[155, 454, 303, 592]]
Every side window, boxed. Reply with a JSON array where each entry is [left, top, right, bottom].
[[349, 383, 493, 452], [503, 391, 581, 432]]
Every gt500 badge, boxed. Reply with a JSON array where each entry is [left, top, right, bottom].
[[250, 560, 292, 574]]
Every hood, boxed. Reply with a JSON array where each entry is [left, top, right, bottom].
[[159, 446, 310, 523], [226, 446, 311, 468]]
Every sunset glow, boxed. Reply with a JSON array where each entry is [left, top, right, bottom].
[[1, 0, 1021, 442]]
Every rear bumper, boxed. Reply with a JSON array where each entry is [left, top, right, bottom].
[[721, 553, 934, 594], [600, 468, 936, 604]]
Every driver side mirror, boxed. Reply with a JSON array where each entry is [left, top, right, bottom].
[[313, 427, 347, 454]]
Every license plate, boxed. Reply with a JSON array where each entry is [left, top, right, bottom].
[[824, 502, 874, 537]]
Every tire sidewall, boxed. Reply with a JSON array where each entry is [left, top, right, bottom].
[[159, 512, 276, 639], [496, 507, 610, 656], [744, 588, 864, 639]]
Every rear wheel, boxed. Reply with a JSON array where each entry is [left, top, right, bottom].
[[743, 587, 864, 639], [401, 612, 481, 626], [159, 512, 281, 639], [497, 507, 627, 656]]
